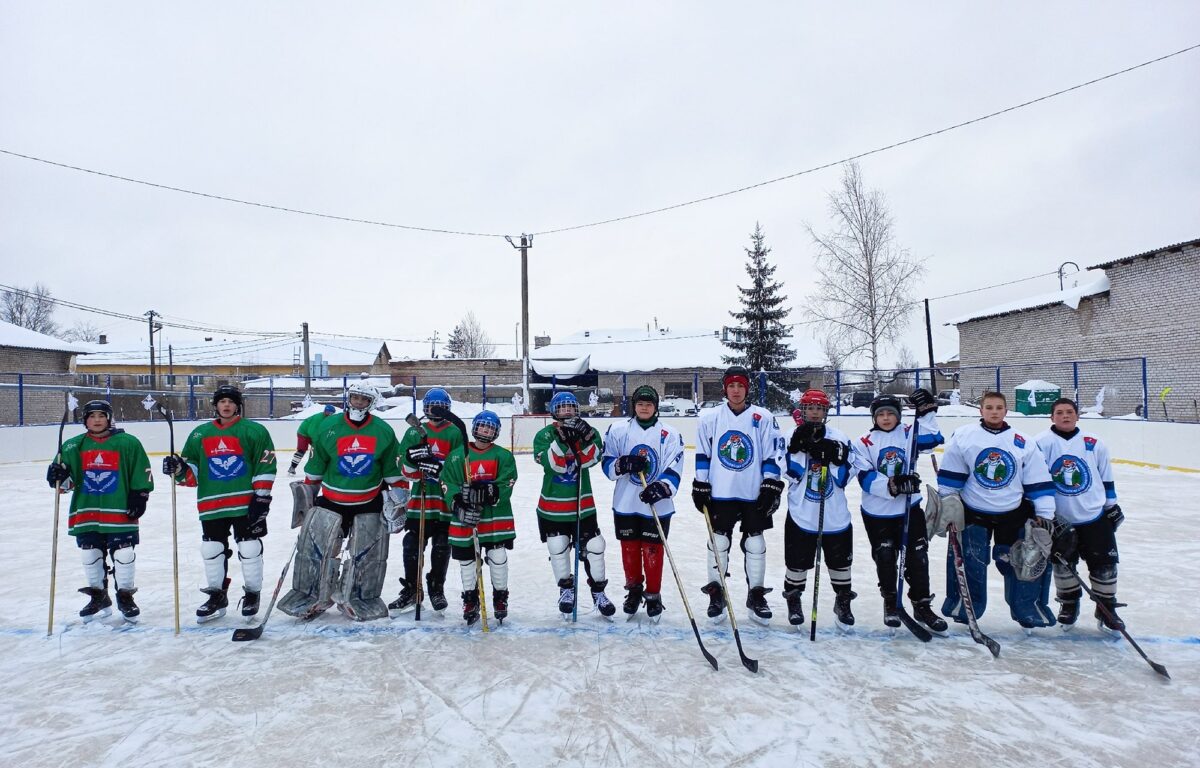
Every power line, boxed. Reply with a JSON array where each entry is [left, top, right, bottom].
[[2, 43, 1195, 239]]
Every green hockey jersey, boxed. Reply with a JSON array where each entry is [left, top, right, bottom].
[[532, 424, 602, 522], [398, 419, 464, 523], [441, 441, 518, 549], [304, 412, 402, 505], [58, 429, 153, 536], [178, 416, 277, 521]]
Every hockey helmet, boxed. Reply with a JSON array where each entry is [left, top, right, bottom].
[[549, 391, 579, 421], [472, 410, 501, 444], [423, 388, 452, 420]]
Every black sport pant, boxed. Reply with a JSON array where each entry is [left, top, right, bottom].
[[862, 507, 931, 601]]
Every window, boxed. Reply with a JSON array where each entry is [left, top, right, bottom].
[[164, 375, 177, 387], [188, 375, 204, 385], [702, 382, 724, 401], [78, 374, 98, 387], [136, 375, 153, 386], [663, 381, 692, 399]]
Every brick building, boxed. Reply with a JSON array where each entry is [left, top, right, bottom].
[[0, 320, 92, 425], [951, 238, 1200, 421]]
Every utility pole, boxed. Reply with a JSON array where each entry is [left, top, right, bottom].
[[302, 322, 312, 395], [505, 234, 533, 408], [429, 330, 439, 359], [168, 344, 174, 387], [145, 310, 159, 390]]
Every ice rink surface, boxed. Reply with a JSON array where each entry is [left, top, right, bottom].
[[2, 454, 1197, 767]]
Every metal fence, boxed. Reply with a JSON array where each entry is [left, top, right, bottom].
[[0, 356, 1174, 426]]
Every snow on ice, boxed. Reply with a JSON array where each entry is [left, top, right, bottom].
[[1, 453, 1196, 767]]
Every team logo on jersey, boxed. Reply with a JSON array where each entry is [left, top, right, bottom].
[[716, 430, 754, 471], [337, 435, 377, 477], [973, 448, 1016, 489], [1083, 436, 1097, 452], [804, 466, 834, 501], [469, 458, 499, 482], [203, 436, 246, 480], [876, 447, 906, 478], [1050, 455, 1091, 496], [629, 444, 660, 486], [81, 450, 118, 494]]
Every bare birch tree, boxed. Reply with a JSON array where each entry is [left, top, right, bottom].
[[804, 161, 925, 390], [1, 282, 58, 335], [445, 311, 496, 359], [61, 320, 102, 343]]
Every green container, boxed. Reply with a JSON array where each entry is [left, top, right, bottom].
[[1014, 381, 1061, 415]]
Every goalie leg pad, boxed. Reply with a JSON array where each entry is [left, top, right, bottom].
[[237, 538, 265, 592], [942, 524, 990, 621], [741, 533, 767, 588], [996, 543, 1056, 628], [278, 505, 343, 618], [340, 513, 390, 622]]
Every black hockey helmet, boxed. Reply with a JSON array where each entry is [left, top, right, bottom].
[[870, 394, 903, 422], [212, 384, 243, 411], [82, 399, 114, 423]]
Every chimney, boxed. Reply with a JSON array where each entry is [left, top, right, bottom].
[[535, 335, 551, 349], [584, 330, 590, 338], [98, 334, 107, 345]]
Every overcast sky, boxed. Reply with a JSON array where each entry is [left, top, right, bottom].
[[2, 3, 1197, 368]]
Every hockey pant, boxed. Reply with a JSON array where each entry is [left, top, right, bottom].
[[402, 526, 450, 592], [336, 512, 390, 621], [459, 545, 509, 592], [277, 506, 343, 618], [863, 511, 931, 602], [547, 531, 607, 590], [942, 523, 1055, 627]]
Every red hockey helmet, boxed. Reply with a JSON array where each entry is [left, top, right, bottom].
[[799, 389, 831, 408]]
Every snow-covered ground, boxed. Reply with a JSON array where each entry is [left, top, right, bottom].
[[2, 455, 1197, 767]]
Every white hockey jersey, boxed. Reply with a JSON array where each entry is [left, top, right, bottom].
[[1033, 427, 1118, 525], [784, 425, 854, 533], [602, 418, 686, 518], [854, 412, 944, 519], [937, 421, 1055, 518], [695, 403, 783, 503]]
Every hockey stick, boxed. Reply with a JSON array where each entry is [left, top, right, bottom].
[[572, 446, 583, 624], [1051, 553, 1169, 679], [414, 483, 426, 621], [157, 402, 182, 636], [893, 417, 933, 643], [423, 408, 488, 632], [641, 474, 718, 670], [809, 464, 828, 641], [47, 393, 75, 636], [932, 454, 999, 657], [233, 535, 300, 641], [699, 502, 758, 672]]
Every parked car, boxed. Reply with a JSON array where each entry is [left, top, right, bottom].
[[659, 404, 680, 417]]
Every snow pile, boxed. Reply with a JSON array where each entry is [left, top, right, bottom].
[[1015, 379, 1060, 392]]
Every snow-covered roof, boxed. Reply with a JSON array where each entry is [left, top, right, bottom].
[[946, 272, 1111, 325], [1090, 236, 1200, 270], [0, 320, 93, 354], [531, 328, 822, 372], [78, 333, 391, 368], [530, 357, 591, 377]]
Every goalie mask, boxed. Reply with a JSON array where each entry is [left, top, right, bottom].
[[345, 381, 380, 421], [549, 391, 579, 421], [472, 409, 501, 444]]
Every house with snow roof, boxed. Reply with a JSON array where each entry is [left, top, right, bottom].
[[949, 237, 1200, 421], [0, 319, 92, 424]]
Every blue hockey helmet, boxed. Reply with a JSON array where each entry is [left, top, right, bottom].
[[423, 387, 452, 420], [323, 403, 336, 415], [472, 409, 501, 443], [549, 391, 579, 421]]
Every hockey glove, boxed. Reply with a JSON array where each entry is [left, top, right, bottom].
[[756, 477, 786, 515], [246, 494, 271, 534], [614, 454, 650, 476], [887, 472, 922, 497], [1051, 519, 1078, 562], [810, 438, 850, 467], [405, 444, 434, 464], [691, 479, 712, 512], [909, 388, 938, 416], [383, 487, 409, 533], [561, 417, 596, 445], [162, 454, 187, 479], [46, 462, 71, 488], [465, 480, 500, 508], [1104, 504, 1124, 531], [639, 480, 673, 506], [453, 494, 482, 527], [126, 490, 149, 519], [788, 421, 826, 455]]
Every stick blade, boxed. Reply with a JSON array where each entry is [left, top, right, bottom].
[[984, 637, 1001, 658], [1150, 661, 1171, 680], [897, 608, 933, 643], [231, 625, 264, 642]]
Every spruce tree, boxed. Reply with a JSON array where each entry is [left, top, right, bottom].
[[723, 223, 795, 407]]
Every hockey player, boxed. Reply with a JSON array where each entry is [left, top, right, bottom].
[[277, 381, 406, 621], [781, 389, 857, 631], [163, 385, 275, 622], [389, 388, 464, 615], [288, 403, 337, 475], [46, 400, 152, 622], [935, 391, 1058, 628], [1034, 397, 1125, 632], [601, 385, 685, 621], [440, 410, 518, 625], [852, 390, 948, 634], [532, 391, 615, 619], [692, 365, 784, 623]]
